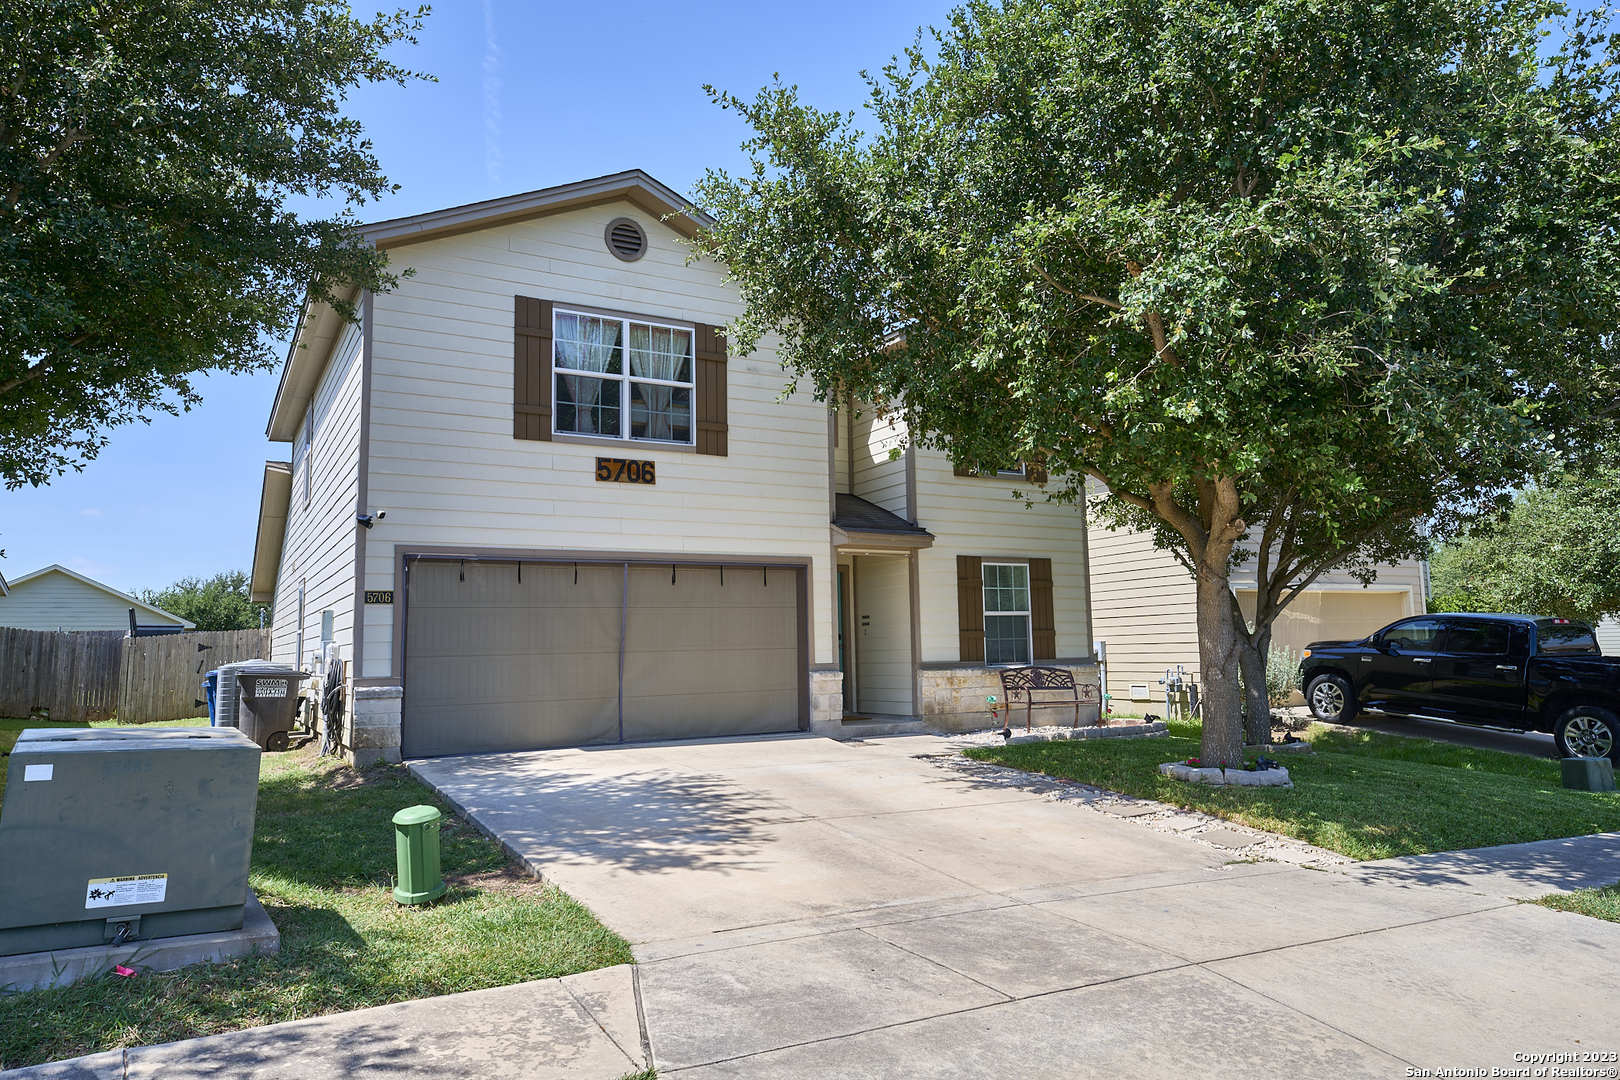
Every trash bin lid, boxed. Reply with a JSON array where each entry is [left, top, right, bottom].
[[393, 805, 442, 827]]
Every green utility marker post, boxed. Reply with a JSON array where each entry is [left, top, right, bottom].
[[1561, 757, 1617, 793], [392, 805, 447, 905]]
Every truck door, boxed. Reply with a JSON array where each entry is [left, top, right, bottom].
[[1364, 618, 1445, 711], [1431, 618, 1526, 723]]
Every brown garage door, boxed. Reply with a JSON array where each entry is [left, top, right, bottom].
[[403, 558, 802, 757]]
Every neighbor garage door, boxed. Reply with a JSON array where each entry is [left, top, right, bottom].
[[402, 558, 802, 757], [1245, 589, 1411, 655]]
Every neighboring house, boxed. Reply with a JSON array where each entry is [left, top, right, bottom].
[[249, 170, 1098, 764], [1087, 519, 1427, 705], [1598, 617, 1620, 655], [0, 565, 194, 632]]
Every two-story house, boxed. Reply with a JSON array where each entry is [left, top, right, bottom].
[[249, 171, 1099, 764]]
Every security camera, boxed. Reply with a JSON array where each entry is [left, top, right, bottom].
[[357, 510, 387, 529]]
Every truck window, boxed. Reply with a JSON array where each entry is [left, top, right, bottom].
[[1538, 623, 1599, 655], [1442, 620, 1511, 655], [1382, 619, 1444, 651]]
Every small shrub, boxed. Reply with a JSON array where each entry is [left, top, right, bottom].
[[1267, 646, 1302, 708]]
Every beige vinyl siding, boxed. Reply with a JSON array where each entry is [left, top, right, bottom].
[[1596, 618, 1619, 655], [1087, 520, 1201, 699], [358, 201, 835, 679], [0, 572, 188, 631], [851, 403, 908, 517], [833, 404, 853, 493], [912, 448, 1092, 663], [270, 318, 363, 668]]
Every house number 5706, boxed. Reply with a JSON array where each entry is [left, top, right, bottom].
[[595, 457, 655, 484]]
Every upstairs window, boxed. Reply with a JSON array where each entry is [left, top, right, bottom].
[[982, 561, 1033, 666], [553, 310, 694, 444]]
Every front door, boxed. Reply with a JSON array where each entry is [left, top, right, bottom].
[[1362, 617, 1445, 712]]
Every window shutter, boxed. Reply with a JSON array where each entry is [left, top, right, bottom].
[[514, 295, 553, 441], [956, 555, 985, 662], [1029, 557, 1057, 659], [952, 462, 974, 477], [1024, 456, 1049, 486], [695, 323, 728, 456]]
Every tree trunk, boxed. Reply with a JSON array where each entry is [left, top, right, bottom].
[[1194, 559, 1246, 768], [1239, 624, 1273, 747]]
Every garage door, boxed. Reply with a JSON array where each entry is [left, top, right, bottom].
[[1250, 589, 1411, 655], [402, 558, 802, 757]]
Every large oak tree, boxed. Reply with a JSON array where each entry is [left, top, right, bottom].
[[1, 0, 431, 488], [694, 0, 1620, 765]]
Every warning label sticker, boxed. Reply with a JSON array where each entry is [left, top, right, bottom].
[[85, 874, 168, 909]]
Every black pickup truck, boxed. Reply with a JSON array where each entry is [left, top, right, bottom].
[[1300, 613, 1620, 760]]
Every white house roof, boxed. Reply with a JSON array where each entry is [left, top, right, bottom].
[[3, 564, 195, 628]]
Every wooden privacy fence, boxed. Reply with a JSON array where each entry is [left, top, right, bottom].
[[0, 627, 272, 725], [117, 628, 273, 724], [0, 628, 123, 723]]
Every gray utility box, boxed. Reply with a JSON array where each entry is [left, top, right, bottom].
[[0, 727, 261, 956]]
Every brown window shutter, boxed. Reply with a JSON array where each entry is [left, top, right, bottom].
[[695, 323, 729, 455], [514, 295, 553, 441], [1029, 557, 1057, 659], [1024, 456, 1049, 486], [956, 555, 985, 662]]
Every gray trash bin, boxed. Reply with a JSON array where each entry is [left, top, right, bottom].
[[236, 668, 310, 751]]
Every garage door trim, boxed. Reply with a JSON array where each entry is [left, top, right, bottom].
[[391, 545, 814, 744]]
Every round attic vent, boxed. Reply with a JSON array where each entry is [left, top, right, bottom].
[[604, 217, 647, 262]]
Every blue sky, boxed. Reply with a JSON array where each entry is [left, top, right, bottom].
[[0, 0, 947, 594]]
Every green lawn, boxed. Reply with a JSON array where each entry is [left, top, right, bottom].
[[965, 720, 1620, 861], [0, 725, 632, 1070], [1535, 881, 1620, 924]]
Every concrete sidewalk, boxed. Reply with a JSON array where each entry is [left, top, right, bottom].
[[3, 965, 649, 1080]]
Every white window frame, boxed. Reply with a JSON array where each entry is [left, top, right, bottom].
[[982, 560, 1034, 667], [551, 307, 697, 446]]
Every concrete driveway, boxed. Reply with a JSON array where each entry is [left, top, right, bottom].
[[410, 733, 1620, 1078]]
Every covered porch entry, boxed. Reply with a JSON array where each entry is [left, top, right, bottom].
[[832, 494, 933, 730]]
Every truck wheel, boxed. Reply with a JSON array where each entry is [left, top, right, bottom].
[[1306, 673, 1358, 723], [1553, 706, 1618, 762]]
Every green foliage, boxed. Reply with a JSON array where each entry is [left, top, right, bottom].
[[139, 570, 266, 631], [0, 1, 433, 488], [1535, 881, 1620, 924], [1266, 646, 1302, 708], [693, 0, 1620, 763], [1429, 467, 1620, 623]]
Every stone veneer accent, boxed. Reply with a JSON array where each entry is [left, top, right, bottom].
[[919, 661, 1102, 733], [809, 669, 845, 736], [348, 683, 403, 766]]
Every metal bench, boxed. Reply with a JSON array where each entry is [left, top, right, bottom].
[[998, 666, 1103, 732]]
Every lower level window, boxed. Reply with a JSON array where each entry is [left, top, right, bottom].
[[983, 561, 1032, 666]]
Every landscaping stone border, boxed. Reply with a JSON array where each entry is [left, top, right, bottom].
[[1002, 721, 1169, 745], [1157, 761, 1293, 787]]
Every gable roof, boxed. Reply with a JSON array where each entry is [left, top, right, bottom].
[[3, 564, 195, 628], [265, 170, 709, 442]]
